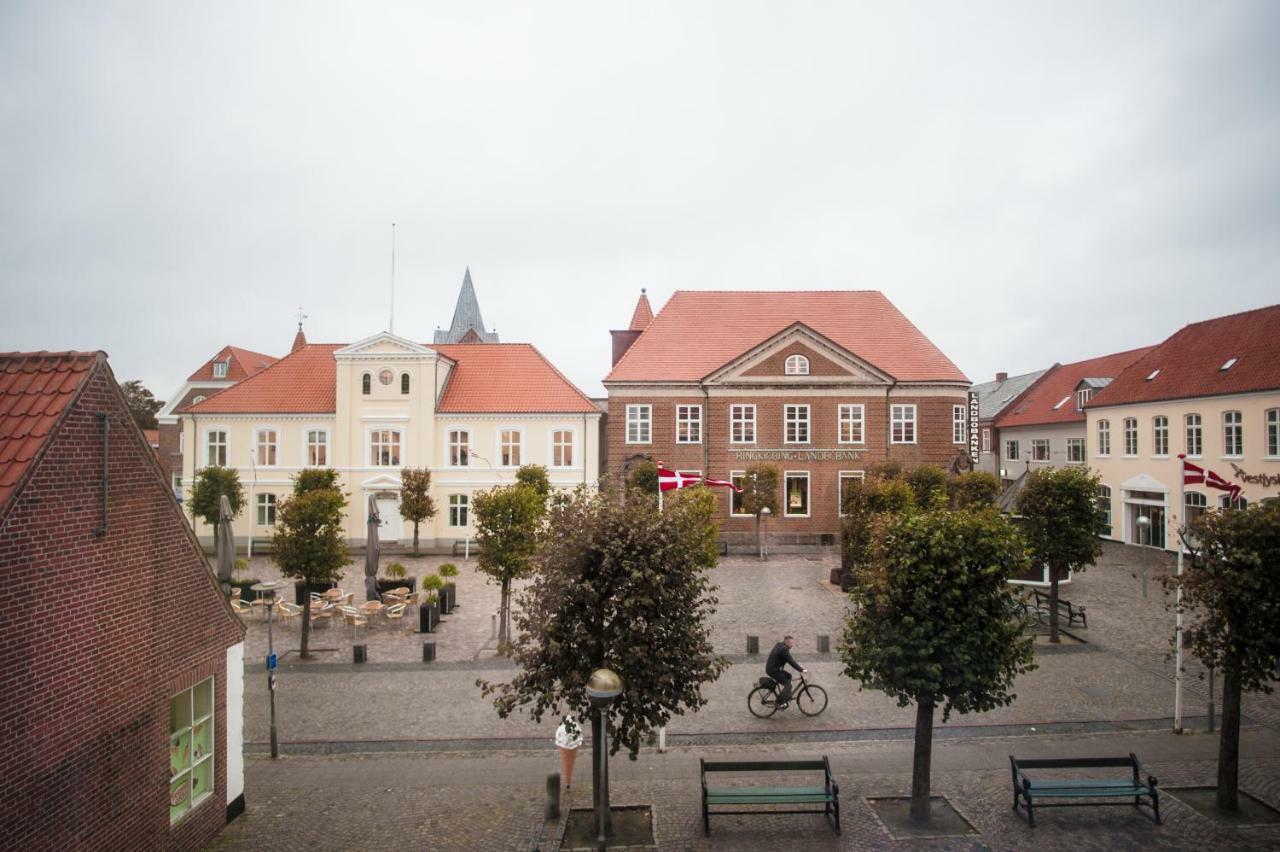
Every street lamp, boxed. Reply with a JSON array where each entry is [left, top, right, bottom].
[[759, 506, 771, 561], [1135, 514, 1153, 599], [251, 580, 284, 759], [586, 668, 623, 845]]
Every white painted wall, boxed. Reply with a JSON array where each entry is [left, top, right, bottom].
[[225, 642, 245, 807]]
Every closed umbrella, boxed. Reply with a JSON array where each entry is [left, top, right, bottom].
[[365, 494, 381, 602], [216, 494, 236, 595]]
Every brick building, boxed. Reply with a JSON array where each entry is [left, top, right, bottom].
[[604, 291, 971, 545], [0, 351, 246, 850]]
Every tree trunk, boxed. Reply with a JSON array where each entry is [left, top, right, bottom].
[[413, 521, 420, 556], [755, 512, 762, 560], [1047, 566, 1061, 644], [499, 576, 511, 646], [910, 700, 935, 822], [300, 587, 312, 659], [1217, 658, 1242, 812]]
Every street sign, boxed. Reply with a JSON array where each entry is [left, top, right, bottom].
[[267, 653, 277, 671]]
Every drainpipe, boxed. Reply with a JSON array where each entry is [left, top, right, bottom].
[[884, 381, 898, 462], [701, 383, 711, 474], [583, 413, 588, 485]]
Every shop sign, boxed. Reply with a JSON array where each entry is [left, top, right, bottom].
[[1230, 462, 1280, 489], [968, 390, 980, 462], [732, 449, 864, 461]]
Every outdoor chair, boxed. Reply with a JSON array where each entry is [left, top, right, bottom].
[[340, 606, 369, 638], [249, 596, 272, 619], [390, 586, 410, 597], [310, 605, 334, 630], [384, 603, 407, 628], [358, 601, 384, 625], [275, 600, 302, 625], [381, 591, 406, 606], [229, 597, 251, 616]]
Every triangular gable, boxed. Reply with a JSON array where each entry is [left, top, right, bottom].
[[1121, 473, 1169, 493], [360, 473, 403, 489], [334, 332, 437, 358], [703, 322, 895, 385]]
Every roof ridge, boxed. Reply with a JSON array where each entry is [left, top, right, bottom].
[[1179, 302, 1280, 329], [523, 344, 597, 408], [1059, 345, 1156, 370], [185, 344, 319, 413]]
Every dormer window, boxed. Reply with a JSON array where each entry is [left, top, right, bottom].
[[1075, 388, 1093, 410], [212, 361, 228, 378], [1221, 357, 1238, 371], [784, 355, 810, 375], [362, 373, 371, 395]]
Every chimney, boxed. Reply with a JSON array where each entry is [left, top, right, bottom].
[[996, 372, 1008, 383]]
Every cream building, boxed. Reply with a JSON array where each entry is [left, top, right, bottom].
[[1086, 305, 1280, 550]]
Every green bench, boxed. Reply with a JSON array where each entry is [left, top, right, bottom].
[[700, 757, 840, 836], [1010, 753, 1160, 827]]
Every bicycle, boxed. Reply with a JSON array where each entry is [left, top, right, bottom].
[[747, 672, 828, 718]]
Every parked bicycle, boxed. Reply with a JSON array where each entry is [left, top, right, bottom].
[[747, 672, 828, 717]]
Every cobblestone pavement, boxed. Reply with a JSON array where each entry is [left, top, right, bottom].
[[207, 729, 1280, 850]]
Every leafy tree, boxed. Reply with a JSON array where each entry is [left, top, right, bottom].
[[948, 471, 1001, 510], [904, 465, 949, 509], [398, 468, 437, 555], [294, 468, 340, 493], [271, 470, 351, 658], [842, 509, 1035, 822], [1175, 503, 1280, 812], [473, 483, 546, 645], [515, 464, 551, 504], [479, 485, 727, 759], [189, 466, 245, 563], [866, 459, 906, 482], [626, 460, 659, 502], [739, 463, 780, 559], [841, 478, 916, 574], [1017, 466, 1105, 643], [119, 379, 164, 430]]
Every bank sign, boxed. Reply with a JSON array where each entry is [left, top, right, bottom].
[[732, 449, 864, 461], [968, 390, 980, 462]]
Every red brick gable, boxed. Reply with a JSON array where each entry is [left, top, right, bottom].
[[740, 342, 855, 378], [994, 347, 1154, 429]]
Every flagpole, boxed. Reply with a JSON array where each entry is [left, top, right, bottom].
[[1174, 454, 1185, 733]]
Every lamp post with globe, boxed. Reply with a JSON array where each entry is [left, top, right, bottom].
[[586, 668, 623, 844]]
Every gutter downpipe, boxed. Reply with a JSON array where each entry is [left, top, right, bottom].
[[885, 379, 898, 463], [701, 383, 711, 475]]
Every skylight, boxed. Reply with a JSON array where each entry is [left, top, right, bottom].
[[1221, 357, 1238, 371], [1146, 369, 1160, 381], [1052, 395, 1070, 410], [1002, 394, 1014, 404]]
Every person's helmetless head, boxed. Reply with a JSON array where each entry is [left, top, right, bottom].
[[784, 635, 794, 649]]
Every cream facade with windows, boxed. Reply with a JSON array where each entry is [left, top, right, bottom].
[[182, 333, 600, 548], [1087, 391, 1280, 550]]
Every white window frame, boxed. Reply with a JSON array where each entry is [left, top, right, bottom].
[[838, 404, 864, 445], [729, 470, 751, 517], [1066, 437, 1085, 464], [1097, 419, 1111, 457], [1123, 418, 1138, 457], [784, 354, 810, 375], [730, 405, 756, 444], [1268, 408, 1280, 458], [1185, 490, 1208, 533], [370, 428, 403, 467], [783, 470, 811, 517], [1223, 410, 1243, 458], [204, 429, 228, 467], [1031, 438, 1050, 462], [784, 405, 810, 444], [448, 494, 469, 527], [551, 428, 576, 469], [1152, 415, 1169, 457], [255, 427, 278, 467], [1185, 413, 1202, 458], [952, 405, 966, 444], [256, 493, 276, 526], [212, 361, 228, 379], [447, 429, 471, 467], [676, 405, 702, 444], [838, 470, 866, 516], [625, 405, 652, 444], [1097, 485, 1113, 538], [982, 428, 991, 453], [1006, 440, 1020, 461], [304, 428, 329, 467], [179, 431, 184, 454], [890, 404, 916, 445], [172, 472, 182, 498], [169, 676, 215, 825], [1075, 388, 1093, 411], [498, 428, 523, 467]]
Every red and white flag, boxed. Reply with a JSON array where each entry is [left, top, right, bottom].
[[1180, 454, 1242, 501], [657, 465, 743, 493]]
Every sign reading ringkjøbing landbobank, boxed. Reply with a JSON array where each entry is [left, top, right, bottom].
[[732, 449, 864, 461], [968, 390, 980, 463]]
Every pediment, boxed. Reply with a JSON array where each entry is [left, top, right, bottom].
[[1121, 473, 1168, 493], [360, 473, 403, 490], [704, 323, 893, 385], [335, 332, 436, 359]]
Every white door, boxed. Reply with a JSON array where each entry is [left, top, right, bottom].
[[376, 497, 402, 542]]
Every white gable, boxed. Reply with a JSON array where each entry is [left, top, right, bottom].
[[334, 332, 436, 360]]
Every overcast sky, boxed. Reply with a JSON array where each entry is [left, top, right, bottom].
[[3, 2, 1277, 401]]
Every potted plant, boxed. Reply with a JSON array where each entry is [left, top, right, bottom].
[[375, 561, 417, 596], [228, 558, 263, 601], [419, 574, 444, 632], [438, 563, 459, 613]]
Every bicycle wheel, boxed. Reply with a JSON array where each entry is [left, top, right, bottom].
[[796, 684, 828, 716], [747, 686, 779, 718]]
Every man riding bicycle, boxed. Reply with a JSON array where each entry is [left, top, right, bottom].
[[765, 635, 806, 709]]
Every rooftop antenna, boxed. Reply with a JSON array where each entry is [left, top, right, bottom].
[[389, 223, 396, 334]]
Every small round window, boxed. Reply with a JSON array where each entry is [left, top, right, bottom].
[[378, 368, 395, 386]]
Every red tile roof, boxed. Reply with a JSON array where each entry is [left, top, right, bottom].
[[0, 352, 99, 511], [605, 291, 968, 383], [1088, 304, 1280, 408], [186, 345, 278, 382], [629, 291, 654, 331], [184, 342, 598, 415], [994, 347, 1154, 428]]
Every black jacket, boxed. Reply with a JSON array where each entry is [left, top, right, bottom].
[[766, 642, 802, 675]]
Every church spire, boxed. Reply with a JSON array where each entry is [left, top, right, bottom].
[[292, 306, 308, 352], [434, 267, 499, 343], [629, 288, 654, 331]]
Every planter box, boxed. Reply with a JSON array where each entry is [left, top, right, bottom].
[[294, 580, 338, 606], [374, 577, 417, 596], [418, 603, 438, 633], [229, 579, 264, 602]]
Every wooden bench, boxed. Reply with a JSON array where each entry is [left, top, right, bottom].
[[700, 757, 840, 836], [1032, 588, 1087, 628], [1010, 754, 1160, 827]]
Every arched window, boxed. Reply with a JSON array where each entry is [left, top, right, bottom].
[[362, 373, 371, 395], [784, 354, 810, 375], [401, 372, 410, 395], [1184, 491, 1207, 531], [1152, 415, 1169, 456]]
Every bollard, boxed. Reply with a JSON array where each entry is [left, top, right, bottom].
[[491, 613, 498, 640], [816, 634, 830, 653], [546, 772, 561, 820], [746, 635, 759, 655], [419, 604, 436, 634], [353, 644, 367, 664], [422, 641, 436, 663]]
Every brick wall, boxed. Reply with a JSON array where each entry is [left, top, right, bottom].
[[0, 365, 244, 851], [606, 392, 967, 538]]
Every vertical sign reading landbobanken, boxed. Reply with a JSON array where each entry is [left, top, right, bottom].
[[968, 390, 980, 463]]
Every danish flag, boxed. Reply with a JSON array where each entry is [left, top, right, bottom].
[[1180, 454, 1242, 501], [657, 465, 743, 493]]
